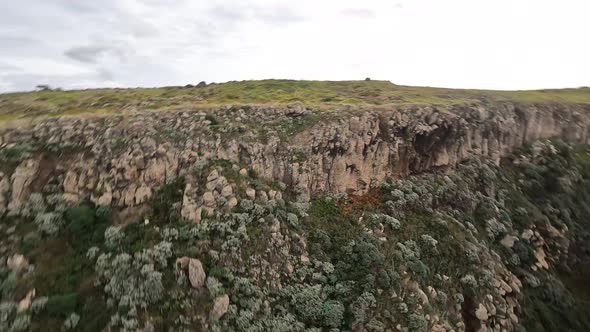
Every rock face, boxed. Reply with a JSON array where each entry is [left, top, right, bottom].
[[188, 258, 206, 288], [8, 159, 39, 211], [0, 102, 589, 210]]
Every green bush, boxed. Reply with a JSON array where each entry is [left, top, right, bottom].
[[64, 204, 108, 252], [1, 272, 18, 296], [408, 313, 428, 332], [46, 293, 79, 318], [322, 300, 344, 328], [151, 177, 185, 223]]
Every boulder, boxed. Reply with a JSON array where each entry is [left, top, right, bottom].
[[476, 303, 489, 321], [221, 185, 233, 197], [17, 289, 36, 313], [188, 258, 206, 288], [500, 235, 518, 248], [246, 188, 256, 200], [176, 256, 190, 269], [227, 197, 238, 209], [210, 294, 229, 321], [203, 192, 215, 207], [7, 254, 29, 273]]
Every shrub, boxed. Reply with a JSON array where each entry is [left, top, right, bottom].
[[151, 177, 185, 223], [64, 312, 80, 330], [86, 247, 100, 261], [46, 293, 79, 318], [22, 232, 41, 249], [65, 204, 106, 251], [286, 285, 324, 324], [286, 213, 299, 226], [460, 274, 478, 292], [321, 300, 344, 328], [397, 302, 408, 313], [94, 241, 173, 320], [408, 313, 428, 332], [35, 212, 64, 235], [104, 226, 124, 248], [30, 297, 48, 314], [366, 318, 386, 332], [0, 302, 16, 326], [9, 314, 30, 332], [206, 277, 225, 298], [1, 273, 18, 297], [420, 234, 438, 249], [95, 206, 112, 223], [351, 292, 376, 325], [19, 193, 46, 218]]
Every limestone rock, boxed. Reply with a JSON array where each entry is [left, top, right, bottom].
[[176, 256, 190, 269], [7, 254, 29, 273], [221, 185, 233, 197], [500, 235, 518, 248], [521, 229, 534, 241], [135, 185, 152, 204], [8, 159, 39, 211], [257, 190, 268, 203], [181, 183, 200, 223], [17, 289, 36, 313], [227, 197, 238, 209], [96, 191, 113, 206], [144, 158, 167, 184], [475, 303, 489, 321], [203, 191, 215, 207], [1, 102, 589, 210], [188, 258, 206, 288], [207, 169, 219, 183], [210, 294, 229, 321], [246, 188, 256, 200]]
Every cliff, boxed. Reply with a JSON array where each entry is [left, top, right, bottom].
[[2, 82, 590, 331], [1, 101, 589, 216]]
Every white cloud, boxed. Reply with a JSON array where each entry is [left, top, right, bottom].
[[0, 0, 589, 92]]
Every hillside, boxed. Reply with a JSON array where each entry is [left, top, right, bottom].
[[1, 80, 590, 123], [0, 81, 590, 331]]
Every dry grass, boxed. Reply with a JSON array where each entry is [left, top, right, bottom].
[[1, 80, 589, 122]]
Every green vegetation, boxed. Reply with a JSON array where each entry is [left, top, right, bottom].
[[2, 140, 590, 330], [1, 80, 589, 122]]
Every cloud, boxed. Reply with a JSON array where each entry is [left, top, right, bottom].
[[340, 8, 377, 19], [64, 46, 109, 63], [251, 5, 306, 25], [64, 45, 128, 64], [209, 3, 306, 26], [209, 5, 245, 21], [0, 0, 589, 92]]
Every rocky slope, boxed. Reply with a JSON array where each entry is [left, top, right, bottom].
[[1, 94, 590, 332], [1, 102, 589, 214]]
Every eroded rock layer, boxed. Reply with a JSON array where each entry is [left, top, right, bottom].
[[1, 102, 589, 214]]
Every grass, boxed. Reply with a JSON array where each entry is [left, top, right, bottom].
[[1, 80, 589, 122]]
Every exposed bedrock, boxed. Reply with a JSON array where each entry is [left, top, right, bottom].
[[0, 102, 589, 213]]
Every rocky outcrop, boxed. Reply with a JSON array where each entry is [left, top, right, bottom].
[[7, 159, 39, 211], [0, 102, 589, 212], [210, 294, 230, 321], [188, 258, 206, 288]]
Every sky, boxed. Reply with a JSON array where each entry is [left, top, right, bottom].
[[0, 0, 589, 92]]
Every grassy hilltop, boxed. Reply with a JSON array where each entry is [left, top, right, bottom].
[[1, 80, 590, 122]]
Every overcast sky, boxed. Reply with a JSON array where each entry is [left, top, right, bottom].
[[1, 0, 589, 92]]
